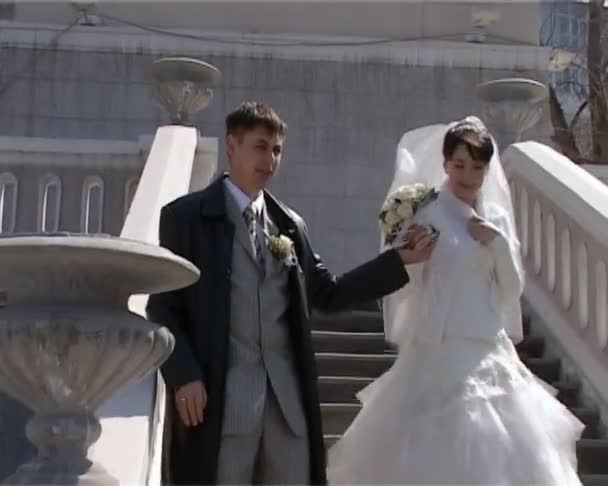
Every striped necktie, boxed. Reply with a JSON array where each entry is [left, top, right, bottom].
[[243, 204, 265, 269]]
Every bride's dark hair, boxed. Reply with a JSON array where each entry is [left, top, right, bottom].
[[443, 116, 494, 165]]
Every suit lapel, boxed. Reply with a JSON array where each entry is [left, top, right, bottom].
[[264, 193, 310, 318], [263, 207, 285, 275], [264, 193, 296, 236], [265, 210, 279, 238]]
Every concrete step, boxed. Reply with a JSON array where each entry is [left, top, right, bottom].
[[315, 353, 561, 383], [310, 311, 382, 333], [316, 353, 394, 378], [352, 300, 381, 312], [317, 376, 582, 406], [321, 403, 360, 435], [554, 380, 581, 408], [515, 335, 545, 358], [313, 308, 531, 334], [524, 357, 561, 383], [318, 376, 373, 403], [324, 434, 340, 448], [522, 313, 532, 336], [572, 407, 601, 439], [578, 439, 608, 474], [313, 331, 549, 361], [312, 330, 386, 354], [582, 475, 608, 486]]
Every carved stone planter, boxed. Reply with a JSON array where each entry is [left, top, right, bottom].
[[0, 234, 199, 485], [148, 57, 221, 126], [477, 78, 549, 150]]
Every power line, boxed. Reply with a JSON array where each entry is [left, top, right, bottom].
[[95, 10, 535, 48], [0, 15, 80, 98]]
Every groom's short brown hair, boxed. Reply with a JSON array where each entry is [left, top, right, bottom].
[[225, 101, 287, 139]]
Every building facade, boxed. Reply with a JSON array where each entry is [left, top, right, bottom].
[[542, 0, 589, 98], [0, 1, 553, 271]]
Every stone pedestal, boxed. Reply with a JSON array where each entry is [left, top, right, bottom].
[[0, 234, 199, 485], [477, 78, 549, 151], [189, 137, 219, 192]]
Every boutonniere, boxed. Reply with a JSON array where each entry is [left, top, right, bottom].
[[267, 234, 298, 267]]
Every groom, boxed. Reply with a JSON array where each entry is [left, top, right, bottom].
[[147, 101, 436, 485]]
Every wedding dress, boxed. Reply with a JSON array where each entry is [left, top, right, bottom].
[[326, 122, 584, 485]]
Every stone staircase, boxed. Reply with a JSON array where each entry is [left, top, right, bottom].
[[312, 307, 608, 486]]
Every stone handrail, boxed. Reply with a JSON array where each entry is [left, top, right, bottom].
[[503, 142, 608, 409]]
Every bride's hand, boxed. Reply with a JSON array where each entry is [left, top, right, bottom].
[[468, 215, 500, 245]]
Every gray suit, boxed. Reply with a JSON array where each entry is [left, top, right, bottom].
[[217, 190, 309, 484]]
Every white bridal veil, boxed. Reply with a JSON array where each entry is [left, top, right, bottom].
[[381, 118, 524, 347]]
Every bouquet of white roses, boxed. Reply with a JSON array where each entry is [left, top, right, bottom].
[[379, 183, 438, 246]]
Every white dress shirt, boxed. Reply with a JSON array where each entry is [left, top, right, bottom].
[[224, 177, 265, 219]]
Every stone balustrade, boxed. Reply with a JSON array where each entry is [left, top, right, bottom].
[[503, 142, 608, 411]]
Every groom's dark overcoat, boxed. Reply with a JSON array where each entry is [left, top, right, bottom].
[[146, 175, 409, 485]]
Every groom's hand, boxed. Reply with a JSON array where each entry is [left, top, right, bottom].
[[175, 380, 207, 427], [402, 224, 428, 249], [396, 227, 438, 264]]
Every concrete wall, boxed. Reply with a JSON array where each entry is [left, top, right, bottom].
[[0, 44, 552, 271], [12, 1, 543, 45]]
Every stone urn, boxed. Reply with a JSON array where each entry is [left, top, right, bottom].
[[477, 78, 549, 150], [148, 57, 221, 126], [0, 233, 199, 485]]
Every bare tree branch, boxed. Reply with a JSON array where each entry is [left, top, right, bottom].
[[571, 100, 589, 130], [547, 1, 608, 163], [549, 84, 582, 160], [587, 0, 608, 161]]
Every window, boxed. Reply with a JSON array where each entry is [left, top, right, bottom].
[[540, 2, 556, 45], [572, 18, 579, 44], [548, 0, 588, 51], [558, 15, 570, 44], [39, 175, 62, 232], [124, 177, 139, 218], [82, 177, 104, 234], [0, 173, 17, 233], [579, 21, 587, 49]]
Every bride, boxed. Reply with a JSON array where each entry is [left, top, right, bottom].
[[327, 117, 584, 485]]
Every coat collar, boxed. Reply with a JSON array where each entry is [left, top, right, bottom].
[[438, 181, 485, 220], [198, 174, 228, 219], [200, 173, 297, 233], [263, 190, 298, 234]]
